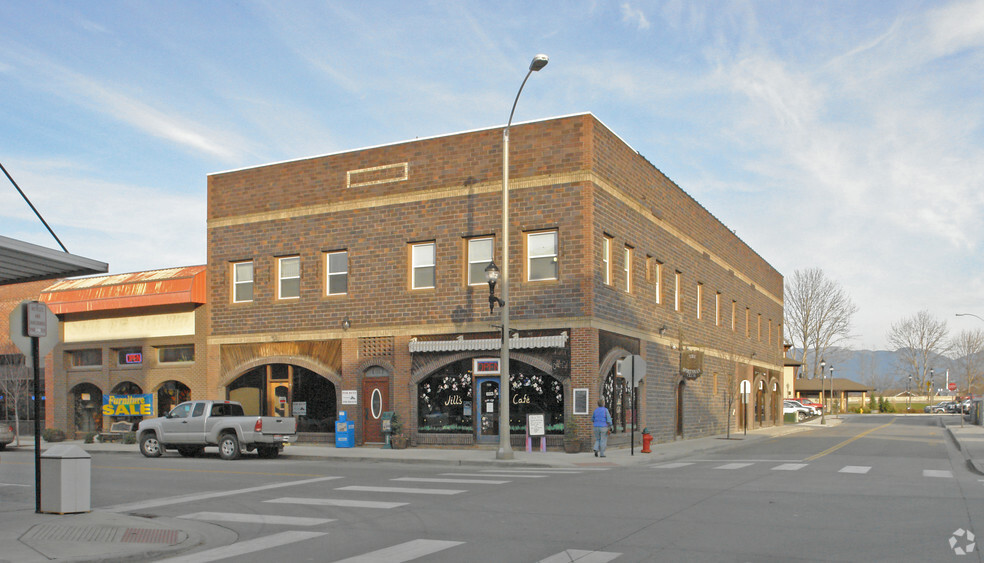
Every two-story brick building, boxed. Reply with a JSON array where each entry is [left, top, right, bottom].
[[205, 113, 784, 450]]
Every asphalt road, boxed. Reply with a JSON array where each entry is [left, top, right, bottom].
[[1, 414, 979, 562]]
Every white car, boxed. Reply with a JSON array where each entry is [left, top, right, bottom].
[[785, 398, 819, 416], [784, 401, 812, 421], [0, 424, 14, 450]]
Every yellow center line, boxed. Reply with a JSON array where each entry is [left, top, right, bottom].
[[804, 419, 896, 461]]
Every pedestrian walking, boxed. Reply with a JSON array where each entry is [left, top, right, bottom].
[[592, 398, 613, 457]]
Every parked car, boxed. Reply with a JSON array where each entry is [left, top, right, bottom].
[[0, 424, 13, 450], [962, 399, 973, 414], [784, 401, 813, 420], [787, 398, 821, 415], [924, 401, 954, 413]]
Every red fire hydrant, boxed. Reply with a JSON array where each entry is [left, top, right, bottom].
[[641, 428, 653, 453]]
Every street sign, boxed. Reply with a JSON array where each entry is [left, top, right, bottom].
[[740, 380, 751, 403], [8, 301, 59, 368]]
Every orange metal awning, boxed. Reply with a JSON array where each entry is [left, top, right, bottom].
[[40, 265, 207, 314]]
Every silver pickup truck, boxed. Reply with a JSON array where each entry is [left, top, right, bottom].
[[136, 400, 296, 460]]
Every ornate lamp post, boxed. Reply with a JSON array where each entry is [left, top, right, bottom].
[[488, 54, 548, 460]]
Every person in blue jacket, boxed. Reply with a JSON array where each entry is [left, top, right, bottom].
[[592, 398, 613, 457]]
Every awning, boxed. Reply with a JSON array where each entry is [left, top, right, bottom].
[[40, 265, 207, 314], [409, 332, 568, 353], [0, 235, 108, 286]]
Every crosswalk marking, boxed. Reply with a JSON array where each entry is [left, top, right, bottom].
[[538, 549, 621, 562], [476, 469, 595, 474], [715, 462, 754, 470], [441, 472, 547, 479], [772, 463, 808, 471], [650, 462, 694, 469], [331, 539, 464, 562], [391, 477, 510, 485], [924, 470, 953, 478], [179, 512, 333, 526], [157, 530, 326, 563], [104, 476, 343, 513], [336, 485, 464, 495], [266, 497, 408, 509], [839, 466, 872, 474]]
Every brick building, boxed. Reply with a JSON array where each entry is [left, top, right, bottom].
[[39, 266, 208, 437], [206, 113, 784, 449]]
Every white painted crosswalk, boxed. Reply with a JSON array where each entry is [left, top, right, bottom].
[[179, 511, 333, 526], [651, 460, 961, 479], [331, 539, 465, 563]]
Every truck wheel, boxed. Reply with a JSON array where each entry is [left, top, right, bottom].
[[219, 433, 241, 460], [140, 434, 163, 458], [257, 445, 280, 459]]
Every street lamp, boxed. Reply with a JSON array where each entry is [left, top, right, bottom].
[[907, 375, 912, 412], [830, 365, 836, 419], [819, 359, 826, 425], [491, 54, 549, 461], [929, 368, 935, 403]]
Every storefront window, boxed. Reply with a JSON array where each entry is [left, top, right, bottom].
[[603, 367, 635, 434], [508, 372, 564, 434], [418, 368, 473, 433]]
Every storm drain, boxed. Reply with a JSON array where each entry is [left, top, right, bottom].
[[23, 525, 182, 544]]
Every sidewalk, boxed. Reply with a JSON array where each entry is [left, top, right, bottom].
[[0, 418, 835, 562], [942, 415, 984, 475]]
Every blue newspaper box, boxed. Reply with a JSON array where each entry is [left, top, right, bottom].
[[335, 411, 355, 448]]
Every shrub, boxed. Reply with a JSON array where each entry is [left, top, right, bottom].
[[881, 400, 896, 413], [83, 432, 97, 444], [868, 395, 877, 412], [42, 428, 66, 443], [122, 432, 137, 445]]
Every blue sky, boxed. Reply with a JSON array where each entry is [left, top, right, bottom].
[[2, 1, 983, 350]]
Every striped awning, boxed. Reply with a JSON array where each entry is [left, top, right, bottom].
[[409, 332, 568, 353]]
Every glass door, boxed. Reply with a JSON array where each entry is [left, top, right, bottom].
[[475, 377, 499, 443]]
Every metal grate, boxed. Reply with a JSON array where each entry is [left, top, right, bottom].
[[23, 525, 182, 544]]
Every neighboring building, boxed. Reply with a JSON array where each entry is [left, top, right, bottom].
[[40, 266, 207, 437], [0, 279, 58, 430], [206, 113, 784, 449], [782, 343, 802, 399]]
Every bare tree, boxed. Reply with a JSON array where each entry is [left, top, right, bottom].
[[887, 310, 950, 400], [0, 358, 31, 447], [783, 268, 858, 379], [950, 329, 984, 397]]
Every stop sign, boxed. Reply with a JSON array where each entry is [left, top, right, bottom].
[[949, 382, 958, 391]]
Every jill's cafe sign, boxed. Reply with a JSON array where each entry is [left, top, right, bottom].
[[680, 350, 703, 381]]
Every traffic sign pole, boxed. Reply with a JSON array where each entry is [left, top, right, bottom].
[[31, 333, 41, 513]]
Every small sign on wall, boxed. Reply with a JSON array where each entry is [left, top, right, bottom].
[[573, 388, 589, 415], [341, 390, 358, 405]]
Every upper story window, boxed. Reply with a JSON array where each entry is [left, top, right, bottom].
[[115, 347, 143, 367], [602, 235, 612, 286], [411, 242, 436, 289], [624, 246, 633, 293], [326, 251, 348, 296], [467, 237, 493, 286], [527, 230, 558, 281], [746, 308, 751, 338], [654, 260, 662, 304], [233, 261, 253, 303], [70, 349, 102, 368], [674, 271, 682, 312], [732, 300, 737, 331], [158, 345, 194, 363], [278, 256, 300, 300], [715, 292, 722, 326], [696, 283, 703, 319]]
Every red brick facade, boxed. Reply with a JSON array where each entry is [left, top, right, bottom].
[[206, 113, 784, 449]]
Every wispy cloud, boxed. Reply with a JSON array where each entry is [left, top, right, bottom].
[[621, 3, 651, 30]]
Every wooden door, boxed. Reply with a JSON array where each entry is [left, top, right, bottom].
[[363, 377, 390, 443]]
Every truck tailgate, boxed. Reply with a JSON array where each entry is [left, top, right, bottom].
[[260, 417, 296, 435]]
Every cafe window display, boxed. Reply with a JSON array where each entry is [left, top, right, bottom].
[[603, 367, 635, 434], [417, 359, 564, 435]]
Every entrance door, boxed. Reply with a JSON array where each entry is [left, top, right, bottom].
[[676, 381, 685, 437], [475, 376, 500, 443], [267, 379, 291, 418], [363, 377, 390, 443]]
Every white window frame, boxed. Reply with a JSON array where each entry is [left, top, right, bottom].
[[674, 271, 681, 312], [467, 237, 494, 286], [602, 235, 612, 286], [527, 230, 558, 282], [411, 242, 436, 290], [654, 260, 662, 304], [233, 261, 253, 303], [278, 256, 301, 300], [715, 292, 721, 326], [624, 246, 632, 293], [326, 250, 348, 296], [696, 282, 703, 319]]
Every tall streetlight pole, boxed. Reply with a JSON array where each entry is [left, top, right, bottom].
[[819, 359, 826, 425], [494, 54, 548, 461]]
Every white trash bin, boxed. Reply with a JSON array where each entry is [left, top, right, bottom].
[[40, 444, 91, 514]]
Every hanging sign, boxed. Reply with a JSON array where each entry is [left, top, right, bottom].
[[680, 350, 704, 380]]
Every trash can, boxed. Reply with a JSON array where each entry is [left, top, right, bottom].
[[335, 411, 355, 448], [40, 444, 91, 514]]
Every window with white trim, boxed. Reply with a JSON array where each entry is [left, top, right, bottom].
[[467, 237, 493, 286], [527, 230, 558, 281], [411, 242, 436, 289], [278, 256, 300, 299], [696, 282, 703, 319], [602, 235, 612, 286], [326, 251, 348, 296], [624, 246, 633, 293], [674, 271, 682, 312], [715, 292, 721, 326], [654, 260, 662, 304], [233, 261, 253, 303]]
